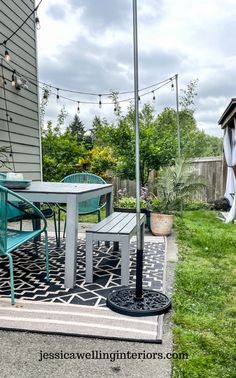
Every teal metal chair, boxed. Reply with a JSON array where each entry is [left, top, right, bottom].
[[57, 173, 106, 246], [0, 185, 49, 305], [0, 172, 58, 243]]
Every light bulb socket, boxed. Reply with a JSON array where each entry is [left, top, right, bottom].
[[4, 49, 10, 62], [35, 16, 41, 30], [98, 94, 102, 108], [11, 71, 16, 87]]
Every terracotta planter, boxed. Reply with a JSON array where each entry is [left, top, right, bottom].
[[150, 212, 174, 236]]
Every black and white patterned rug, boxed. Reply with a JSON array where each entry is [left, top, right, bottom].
[[0, 238, 165, 307]]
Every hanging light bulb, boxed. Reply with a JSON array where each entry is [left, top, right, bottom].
[[138, 95, 141, 102], [43, 88, 49, 100], [56, 88, 60, 102], [35, 12, 41, 30], [11, 71, 16, 87], [4, 42, 10, 62], [99, 94, 102, 109], [114, 104, 117, 114], [77, 101, 80, 113], [152, 90, 156, 102], [171, 79, 174, 91]]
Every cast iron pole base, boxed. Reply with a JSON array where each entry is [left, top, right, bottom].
[[106, 288, 171, 317]]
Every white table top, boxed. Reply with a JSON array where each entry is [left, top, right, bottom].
[[13, 181, 113, 203], [14, 181, 112, 194]]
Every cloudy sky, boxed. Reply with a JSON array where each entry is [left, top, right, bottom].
[[36, 0, 236, 137]]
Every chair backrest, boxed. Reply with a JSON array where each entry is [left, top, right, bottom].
[[62, 173, 106, 214], [0, 185, 47, 255], [0, 172, 27, 221], [0, 172, 24, 221]]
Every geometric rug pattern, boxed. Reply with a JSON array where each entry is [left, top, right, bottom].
[[0, 238, 165, 307]]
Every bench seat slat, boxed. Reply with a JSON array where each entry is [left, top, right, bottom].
[[98, 213, 135, 234], [86, 212, 145, 235], [86, 212, 124, 233], [115, 213, 145, 235]]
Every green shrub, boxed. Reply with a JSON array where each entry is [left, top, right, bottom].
[[115, 196, 147, 209], [184, 201, 210, 211]]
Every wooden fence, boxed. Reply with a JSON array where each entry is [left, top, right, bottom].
[[111, 156, 224, 203]]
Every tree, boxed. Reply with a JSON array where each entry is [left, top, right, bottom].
[[92, 103, 162, 185], [42, 119, 86, 182], [67, 114, 85, 144], [179, 79, 199, 113], [156, 107, 222, 160]]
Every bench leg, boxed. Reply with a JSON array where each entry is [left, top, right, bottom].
[[121, 238, 130, 286], [86, 233, 94, 283], [141, 222, 144, 249], [113, 241, 119, 251]]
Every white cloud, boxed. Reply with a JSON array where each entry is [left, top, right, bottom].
[[37, 0, 236, 137]]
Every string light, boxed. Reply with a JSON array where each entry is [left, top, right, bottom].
[[99, 94, 102, 109], [37, 78, 174, 107], [0, 1, 43, 53], [171, 78, 174, 91], [77, 101, 80, 113], [1, 61, 176, 109], [56, 88, 60, 102], [3, 42, 10, 62], [11, 70, 16, 87], [35, 12, 41, 30], [36, 76, 175, 98], [152, 90, 156, 102], [43, 88, 49, 100]]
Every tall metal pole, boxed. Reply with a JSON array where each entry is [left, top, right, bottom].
[[133, 0, 142, 299], [175, 74, 181, 156], [106, 0, 171, 316]]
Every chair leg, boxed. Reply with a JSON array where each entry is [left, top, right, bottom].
[[7, 253, 15, 305], [44, 230, 49, 281], [97, 210, 101, 247], [32, 219, 39, 257], [98, 209, 101, 223], [53, 212, 58, 246], [20, 220, 23, 231], [63, 219, 67, 239], [57, 209, 61, 247]]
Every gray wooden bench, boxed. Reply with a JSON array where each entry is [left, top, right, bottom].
[[86, 212, 145, 286]]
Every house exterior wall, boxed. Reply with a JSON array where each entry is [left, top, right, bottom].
[[0, 0, 41, 180]]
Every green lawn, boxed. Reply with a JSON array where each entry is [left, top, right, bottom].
[[172, 211, 236, 378], [53, 207, 107, 223]]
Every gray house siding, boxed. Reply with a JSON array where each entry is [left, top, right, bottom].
[[0, 0, 41, 180]]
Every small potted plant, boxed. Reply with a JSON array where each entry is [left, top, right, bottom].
[[114, 189, 147, 213], [148, 158, 206, 236], [148, 195, 174, 236]]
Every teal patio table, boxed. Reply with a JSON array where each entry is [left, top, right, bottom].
[[14, 181, 113, 288]]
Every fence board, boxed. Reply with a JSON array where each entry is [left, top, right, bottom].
[[112, 157, 224, 203]]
